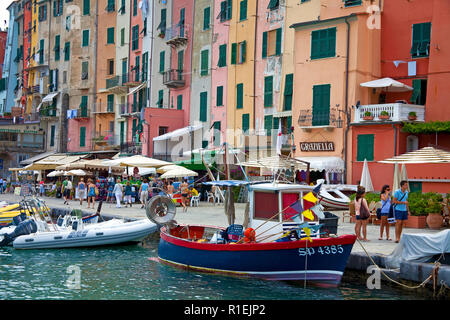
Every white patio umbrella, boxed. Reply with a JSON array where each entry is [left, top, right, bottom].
[[160, 167, 198, 179], [360, 159, 374, 192], [66, 169, 92, 176], [156, 164, 185, 174], [400, 163, 410, 191], [47, 170, 67, 177], [378, 146, 450, 164], [360, 77, 413, 92], [104, 155, 171, 168], [393, 162, 401, 192]]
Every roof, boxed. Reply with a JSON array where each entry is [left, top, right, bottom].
[[20, 151, 57, 165], [290, 13, 358, 29]]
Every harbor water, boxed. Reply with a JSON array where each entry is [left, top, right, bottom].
[[0, 238, 428, 300]]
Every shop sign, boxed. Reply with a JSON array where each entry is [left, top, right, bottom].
[[299, 141, 335, 152]]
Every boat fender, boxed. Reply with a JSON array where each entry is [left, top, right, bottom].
[[244, 228, 256, 243], [0, 219, 37, 246]]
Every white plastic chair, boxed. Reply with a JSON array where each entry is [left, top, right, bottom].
[[190, 195, 200, 207], [207, 192, 215, 203]]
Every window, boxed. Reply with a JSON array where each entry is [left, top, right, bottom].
[[239, 0, 247, 21], [311, 27, 336, 60], [218, 0, 232, 22], [410, 79, 427, 105], [217, 86, 224, 106], [38, 39, 44, 64], [80, 96, 88, 116], [262, 28, 282, 58], [312, 84, 330, 126], [179, 8, 185, 37], [142, 52, 148, 81], [344, 0, 362, 7], [83, 0, 90, 15], [236, 83, 243, 109], [356, 134, 374, 161], [267, 0, 279, 10], [200, 49, 209, 76], [231, 41, 246, 64], [411, 22, 431, 58], [177, 95, 182, 110], [107, 27, 115, 44], [284, 74, 293, 111], [120, 28, 125, 46], [158, 90, 164, 108], [159, 51, 165, 73], [200, 92, 207, 122], [81, 61, 89, 80], [264, 76, 273, 107], [213, 121, 221, 146], [107, 94, 114, 112], [107, 0, 115, 12], [132, 25, 139, 50], [80, 127, 86, 147], [64, 42, 70, 61], [159, 126, 168, 136], [157, 8, 167, 34], [218, 44, 227, 67], [203, 7, 210, 30], [82, 29, 89, 47], [119, 0, 125, 14], [133, 0, 137, 16], [242, 113, 250, 133], [134, 55, 140, 82], [264, 115, 273, 136], [107, 59, 114, 75], [65, 15, 71, 30], [53, 0, 63, 17], [50, 125, 55, 147], [54, 35, 60, 61], [38, 5, 47, 21]]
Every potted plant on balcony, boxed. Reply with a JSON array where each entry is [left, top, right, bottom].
[[3, 112, 12, 119], [158, 32, 165, 39], [408, 111, 417, 121], [379, 111, 390, 120], [363, 111, 374, 121]]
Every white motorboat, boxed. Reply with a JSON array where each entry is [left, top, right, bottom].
[[12, 216, 158, 249], [315, 180, 357, 210]]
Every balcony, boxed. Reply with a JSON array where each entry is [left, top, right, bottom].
[[93, 131, 119, 150], [0, 140, 45, 152], [105, 76, 128, 95], [92, 103, 115, 116], [163, 69, 185, 88], [118, 103, 131, 117], [352, 103, 425, 124], [297, 109, 339, 131], [39, 105, 58, 121], [153, 153, 175, 162], [74, 108, 90, 120], [123, 71, 141, 87], [120, 141, 142, 155], [165, 24, 189, 47]]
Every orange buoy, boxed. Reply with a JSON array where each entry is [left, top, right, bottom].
[[244, 228, 255, 243]]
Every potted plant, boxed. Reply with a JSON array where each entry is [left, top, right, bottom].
[[406, 192, 428, 228], [424, 193, 443, 229], [379, 110, 390, 120], [158, 32, 165, 39], [408, 111, 417, 121], [363, 111, 374, 121]]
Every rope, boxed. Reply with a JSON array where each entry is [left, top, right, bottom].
[[356, 238, 440, 290]]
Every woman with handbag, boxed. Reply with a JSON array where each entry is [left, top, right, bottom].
[[378, 185, 392, 241], [354, 186, 370, 241]]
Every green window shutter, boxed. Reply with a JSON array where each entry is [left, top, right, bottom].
[[64, 42, 70, 61], [268, 0, 279, 10], [242, 113, 249, 133], [81, 61, 88, 79], [241, 41, 246, 63], [83, 0, 90, 15], [107, 27, 115, 44], [159, 8, 166, 33], [120, 28, 125, 46], [120, 122, 125, 145], [132, 119, 137, 137], [39, 39, 44, 64], [142, 52, 148, 81], [231, 43, 237, 64], [50, 125, 55, 147], [357, 134, 374, 161], [226, 0, 232, 20], [200, 92, 207, 122], [311, 27, 336, 60], [273, 117, 279, 130], [410, 79, 421, 104], [312, 84, 330, 126], [200, 49, 209, 76], [218, 44, 227, 67], [159, 51, 165, 73], [264, 76, 273, 107], [275, 28, 282, 55], [284, 74, 293, 111], [107, 94, 114, 112], [217, 86, 224, 106], [411, 22, 431, 57], [203, 7, 210, 30], [158, 90, 163, 108], [80, 96, 88, 117], [82, 29, 89, 47], [213, 121, 221, 146], [135, 55, 140, 81], [54, 35, 60, 61], [262, 32, 268, 58], [286, 116, 292, 134], [264, 115, 273, 136], [133, 0, 137, 16], [107, 0, 115, 11], [80, 127, 86, 147], [132, 25, 139, 50], [177, 94, 183, 110], [240, 0, 247, 21], [236, 83, 243, 109], [132, 92, 137, 112]]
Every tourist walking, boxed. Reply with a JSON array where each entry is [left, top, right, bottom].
[[379, 185, 392, 241], [393, 180, 409, 243], [354, 186, 370, 241], [62, 177, 72, 205], [0, 177, 3, 194], [124, 181, 133, 207], [78, 178, 86, 206], [39, 180, 45, 197], [139, 178, 149, 209], [166, 181, 174, 198], [180, 179, 189, 212], [113, 179, 123, 208], [87, 179, 97, 209]]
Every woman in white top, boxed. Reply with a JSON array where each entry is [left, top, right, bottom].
[[113, 179, 123, 208]]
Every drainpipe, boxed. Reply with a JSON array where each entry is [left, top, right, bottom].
[[343, 17, 350, 183]]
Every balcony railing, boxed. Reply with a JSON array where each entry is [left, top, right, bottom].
[[93, 131, 118, 146], [165, 24, 189, 47], [163, 69, 185, 88], [352, 103, 425, 124], [75, 108, 90, 120], [120, 141, 142, 155], [0, 140, 45, 152], [39, 105, 57, 118], [153, 153, 175, 162], [297, 109, 338, 129]]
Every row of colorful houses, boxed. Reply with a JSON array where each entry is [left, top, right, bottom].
[[0, 0, 449, 192]]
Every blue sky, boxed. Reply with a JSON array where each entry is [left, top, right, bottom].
[[0, 0, 14, 30]]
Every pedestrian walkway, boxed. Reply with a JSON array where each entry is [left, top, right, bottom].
[[0, 193, 442, 256]]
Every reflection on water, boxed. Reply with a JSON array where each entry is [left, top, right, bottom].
[[0, 239, 426, 300]]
